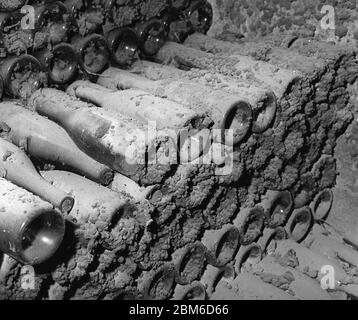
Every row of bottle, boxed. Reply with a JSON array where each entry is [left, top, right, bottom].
[[0, 0, 212, 61], [134, 188, 358, 300]]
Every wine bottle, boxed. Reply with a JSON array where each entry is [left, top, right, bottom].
[[29, 88, 173, 184], [170, 0, 190, 10], [0, 11, 34, 56], [201, 224, 240, 267], [71, 33, 110, 75], [34, 42, 78, 85], [0, 178, 65, 265], [67, 80, 209, 131], [41, 170, 135, 234], [162, 8, 192, 43], [0, 137, 74, 213], [0, 0, 27, 11], [98, 67, 255, 145], [185, 0, 213, 35], [64, 0, 104, 36], [0, 54, 45, 99], [106, 27, 140, 68], [0, 101, 113, 186], [68, 80, 212, 162], [124, 61, 278, 134], [136, 19, 167, 57], [33, 1, 72, 49]]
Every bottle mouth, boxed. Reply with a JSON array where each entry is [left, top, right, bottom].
[[79, 34, 110, 74], [47, 43, 78, 85], [0, 75, 4, 100], [108, 28, 140, 68], [186, 0, 213, 34], [267, 191, 293, 228], [313, 189, 333, 221], [235, 243, 262, 273], [2, 54, 44, 99], [214, 226, 240, 267], [286, 207, 313, 243], [252, 92, 278, 133], [139, 20, 167, 57], [176, 242, 206, 285], [259, 227, 287, 254], [221, 101, 253, 146], [19, 209, 65, 265]]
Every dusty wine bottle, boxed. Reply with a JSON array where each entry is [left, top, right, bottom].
[[67, 80, 210, 131], [34, 43, 78, 85], [136, 19, 167, 57], [0, 54, 46, 99], [41, 171, 135, 240], [0, 137, 74, 213], [0, 0, 27, 11], [68, 80, 212, 163], [162, 8, 192, 43], [0, 101, 114, 185], [98, 67, 254, 146], [72, 33, 110, 75], [64, 0, 105, 35], [155, 41, 300, 100], [33, 1, 72, 49], [185, 0, 213, 34], [0, 11, 34, 56], [0, 178, 65, 265], [29, 88, 173, 185], [106, 27, 140, 68]]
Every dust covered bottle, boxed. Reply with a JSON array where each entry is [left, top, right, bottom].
[[0, 178, 65, 265], [0, 137, 74, 213], [0, 101, 114, 186]]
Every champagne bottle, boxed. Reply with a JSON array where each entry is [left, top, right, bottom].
[[0, 101, 114, 186], [72, 33, 110, 75], [0, 0, 27, 11], [155, 41, 300, 99], [185, 0, 213, 35], [0, 137, 74, 213], [250, 255, 332, 300], [136, 19, 167, 57], [29, 88, 173, 184], [106, 27, 140, 68], [0, 54, 45, 99], [64, 0, 104, 35], [67, 80, 212, 162], [41, 171, 135, 236], [34, 42, 78, 85], [0, 178, 65, 265], [284, 207, 313, 243], [98, 67, 256, 145], [122, 61, 277, 134], [33, 1, 72, 49]]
